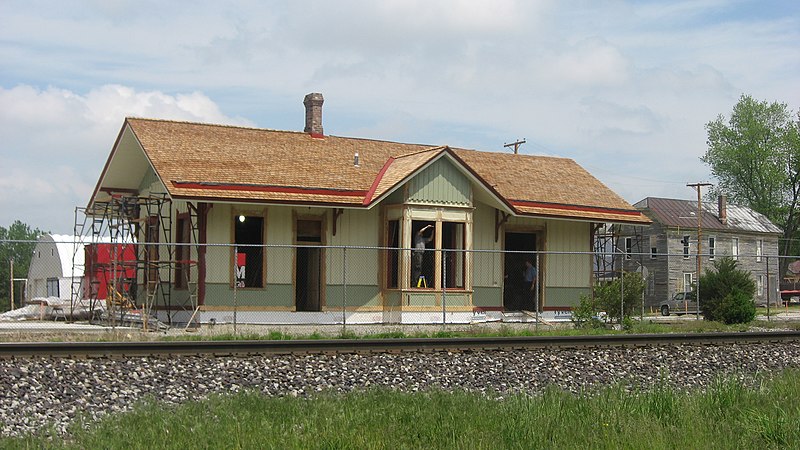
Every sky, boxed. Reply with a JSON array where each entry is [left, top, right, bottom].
[[0, 0, 798, 235]]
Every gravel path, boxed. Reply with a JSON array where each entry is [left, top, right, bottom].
[[2, 342, 799, 438]]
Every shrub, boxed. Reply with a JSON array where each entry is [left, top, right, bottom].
[[698, 257, 756, 323], [717, 287, 756, 324], [571, 294, 605, 329], [572, 272, 645, 326]]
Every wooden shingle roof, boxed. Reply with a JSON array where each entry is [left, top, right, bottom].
[[94, 118, 649, 224]]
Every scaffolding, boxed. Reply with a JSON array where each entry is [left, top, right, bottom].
[[70, 193, 198, 329], [592, 223, 647, 280]]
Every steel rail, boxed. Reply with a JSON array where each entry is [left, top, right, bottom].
[[0, 331, 799, 358]]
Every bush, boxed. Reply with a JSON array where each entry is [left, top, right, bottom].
[[717, 287, 756, 324], [572, 272, 645, 326], [571, 294, 605, 329], [698, 257, 756, 324]]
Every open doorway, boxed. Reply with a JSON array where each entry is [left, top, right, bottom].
[[295, 219, 323, 312], [503, 232, 538, 311]]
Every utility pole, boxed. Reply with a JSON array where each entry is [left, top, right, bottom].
[[504, 139, 526, 154], [687, 182, 712, 320]]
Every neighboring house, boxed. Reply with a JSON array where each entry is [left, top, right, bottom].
[[27, 234, 136, 304], [618, 197, 782, 309], [86, 93, 650, 325]]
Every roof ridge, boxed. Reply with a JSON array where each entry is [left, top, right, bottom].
[[452, 146, 574, 161], [126, 117, 443, 148], [393, 145, 447, 158], [126, 117, 292, 134]]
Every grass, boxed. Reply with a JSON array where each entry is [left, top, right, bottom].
[[5, 370, 800, 449]]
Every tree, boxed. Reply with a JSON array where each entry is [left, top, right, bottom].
[[703, 95, 800, 275], [698, 257, 756, 324], [0, 221, 45, 311]]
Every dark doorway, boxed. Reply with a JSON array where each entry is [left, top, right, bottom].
[[234, 216, 264, 288], [503, 232, 537, 311], [296, 219, 323, 312]]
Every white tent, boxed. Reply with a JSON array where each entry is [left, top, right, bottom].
[[26, 234, 85, 302]]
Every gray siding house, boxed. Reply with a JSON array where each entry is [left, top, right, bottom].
[[618, 197, 782, 309]]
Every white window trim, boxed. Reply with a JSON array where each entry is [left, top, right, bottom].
[[756, 239, 763, 262], [683, 235, 690, 259], [624, 237, 632, 260], [708, 236, 715, 260]]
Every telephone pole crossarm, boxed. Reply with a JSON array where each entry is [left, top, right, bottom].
[[503, 139, 526, 154]]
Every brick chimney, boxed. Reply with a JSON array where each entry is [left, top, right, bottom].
[[303, 93, 324, 137], [718, 195, 727, 225]]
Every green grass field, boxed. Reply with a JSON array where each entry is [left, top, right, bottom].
[[5, 370, 800, 449]]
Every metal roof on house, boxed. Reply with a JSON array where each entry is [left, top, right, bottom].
[[91, 117, 651, 224], [633, 197, 782, 234]]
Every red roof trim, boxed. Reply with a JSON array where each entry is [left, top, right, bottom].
[[363, 157, 395, 205], [510, 199, 644, 217], [172, 181, 367, 197]]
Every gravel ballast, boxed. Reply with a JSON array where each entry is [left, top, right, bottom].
[[2, 342, 799, 438]]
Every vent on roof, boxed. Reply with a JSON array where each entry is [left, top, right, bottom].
[[354, 151, 360, 168], [303, 93, 324, 137]]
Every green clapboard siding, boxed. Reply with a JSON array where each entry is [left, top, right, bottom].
[[407, 158, 470, 206], [204, 284, 293, 307], [473, 286, 502, 307], [406, 292, 438, 307], [326, 285, 381, 308], [545, 287, 590, 308], [384, 291, 402, 308], [441, 293, 470, 307]]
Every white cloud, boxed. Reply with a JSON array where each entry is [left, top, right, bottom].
[[0, 84, 251, 232]]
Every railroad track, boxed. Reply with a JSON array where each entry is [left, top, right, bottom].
[[1, 331, 799, 358]]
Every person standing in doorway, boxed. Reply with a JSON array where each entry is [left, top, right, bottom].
[[524, 258, 537, 309], [413, 224, 434, 287]]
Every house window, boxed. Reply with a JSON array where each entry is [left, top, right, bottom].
[[145, 216, 160, 294], [386, 220, 400, 289], [624, 237, 632, 260], [175, 215, 191, 289], [411, 221, 436, 288], [683, 273, 693, 293], [708, 236, 715, 260], [731, 238, 739, 260], [442, 222, 465, 289], [649, 235, 657, 259], [756, 239, 763, 262], [46, 278, 59, 297], [234, 215, 264, 288], [757, 275, 764, 297], [683, 235, 690, 259]]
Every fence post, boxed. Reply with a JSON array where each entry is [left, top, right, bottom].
[[442, 248, 447, 330], [620, 253, 624, 325], [766, 255, 771, 321], [535, 252, 539, 332], [9, 257, 14, 311], [342, 247, 347, 335], [233, 245, 238, 336]]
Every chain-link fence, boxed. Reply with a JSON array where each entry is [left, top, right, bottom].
[[2, 238, 799, 336]]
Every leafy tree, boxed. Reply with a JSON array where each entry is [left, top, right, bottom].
[[702, 95, 800, 274], [698, 257, 756, 324], [0, 221, 45, 311]]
